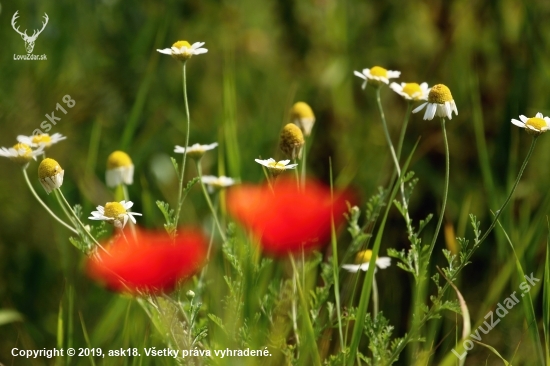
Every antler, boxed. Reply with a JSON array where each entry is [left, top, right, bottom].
[[11, 11, 28, 38], [29, 13, 49, 40]]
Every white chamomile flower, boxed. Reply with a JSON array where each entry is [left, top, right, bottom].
[[511, 113, 550, 135], [201, 175, 236, 193], [0, 143, 44, 164], [354, 66, 401, 88], [255, 158, 298, 177], [174, 142, 218, 160], [412, 84, 458, 120], [38, 158, 64, 194], [290, 102, 316, 137], [342, 250, 391, 273], [17, 133, 66, 148], [89, 200, 142, 229], [390, 82, 430, 101], [106, 151, 134, 188], [157, 41, 208, 62]]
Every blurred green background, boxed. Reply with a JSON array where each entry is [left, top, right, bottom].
[[1, 0, 550, 364]]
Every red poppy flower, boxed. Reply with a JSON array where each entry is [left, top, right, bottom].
[[87, 229, 207, 294], [227, 178, 352, 257]]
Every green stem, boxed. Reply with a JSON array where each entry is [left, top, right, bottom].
[[289, 254, 321, 366], [301, 139, 307, 188], [387, 135, 539, 365], [396, 102, 413, 161], [55, 189, 105, 251], [174, 61, 191, 229], [375, 88, 412, 232], [22, 167, 77, 234], [195, 161, 227, 242], [427, 118, 450, 258]]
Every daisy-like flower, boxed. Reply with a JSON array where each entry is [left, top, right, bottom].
[[106, 151, 134, 188], [174, 142, 218, 160], [290, 102, 316, 137], [342, 249, 391, 273], [0, 143, 44, 164], [89, 200, 142, 229], [390, 82, 430, 101], [412, 84, 458, 120], [255, 158, 298, 177], [86, 228, 207, 294], [354, 66, 401, 89], [17, 133, 66, 149], [201, 175, 236, 193], [279, 123, 304, 160], [157, 41, 208, 62], [511, 112, 550, 135], [38, 158, 64, 194]]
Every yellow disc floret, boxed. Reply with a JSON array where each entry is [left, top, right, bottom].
[[290, 102, 315, 120], [355, 250, 374, 264], [11, 143, 33, 164], [173, 40, 191, 49], [428, 84, 453, 104], [526, 117, 547, 131], [38, 158, 62, 179], [32, 134, 52, 146], [402, 83, 422, 99], [104, 202, 127, 219], [107, 151, 133, 170], [370, 66, 388, 78], [279, 123, 305, 159]]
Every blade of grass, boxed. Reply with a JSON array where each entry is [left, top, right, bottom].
[[544, 218, 550, 364], [346, 139, 419, 366], [495, 216, 545, 365], [79, 312, 97, 366]]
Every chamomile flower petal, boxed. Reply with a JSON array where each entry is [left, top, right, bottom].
[[157, 40, 208, 62], [412, 84, 458, 120], [354, 66, 401, 88], [511, 112, 550, 135], [106, 151, 134, 187], [174, 142, 218, 160], [255, 158, 298, 177], [17, 133, 66, 148], [0, 143, 44, 164], [89, 201, 142, 229], [341, 250, 391, 273]]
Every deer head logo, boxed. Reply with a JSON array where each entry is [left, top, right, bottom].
[[11, 11, 49, 54]]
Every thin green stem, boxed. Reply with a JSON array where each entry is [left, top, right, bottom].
[[375, 88, 412, 231], [396, 102, 413, 161], [387, 135, 539, 365], [372, 276, 379, 317], [289, 254, 322, 366], [55, 189, 105, 251], [22, 167, 77, 234], [427, 118, 450, 258], [174, 61, 191, 228], [195, 161, 227, 242]]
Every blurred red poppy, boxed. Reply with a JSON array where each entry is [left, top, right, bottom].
[[228, 178, 352, 257], [87, 229, 207, 294]]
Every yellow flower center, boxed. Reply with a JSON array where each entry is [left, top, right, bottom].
[[13, 143, 32, 159], [290, 102, 315, 120], [32, 134, 52, 145], [268, 160, 287, 169], [355, 250, 374, 264], [107, 151, 133, 169], [173, 40, 191, 49], [104, 202, 127, 219], [38, 158, 62, 179], [402, 83, 422, 98], [526, 117, 547, 131], [428, 84, 453, 104], [370, 66, 388, 78]]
